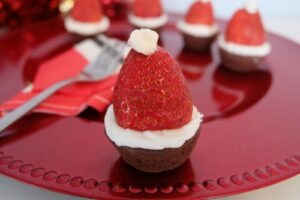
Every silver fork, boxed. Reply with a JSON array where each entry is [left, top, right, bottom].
[[0, 36, 126, 133]]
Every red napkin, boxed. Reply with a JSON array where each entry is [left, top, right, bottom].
[[0, 38, 121, 116]]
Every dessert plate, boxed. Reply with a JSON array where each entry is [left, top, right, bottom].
[[0, 14, 300, 199]]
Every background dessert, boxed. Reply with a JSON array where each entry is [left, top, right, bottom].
[[218, 0, 271, 72], [128, 0, 168, 31], [177, 0, 218, 51], [105, 29, 203, 173], [64, 0, 110, 36]]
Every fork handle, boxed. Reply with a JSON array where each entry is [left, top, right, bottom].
[[0, 77, 79, 133]]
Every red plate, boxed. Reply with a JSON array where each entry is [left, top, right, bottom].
[[0, 14, 300, 199]]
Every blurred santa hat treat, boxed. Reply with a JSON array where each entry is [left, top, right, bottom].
[[177, 0, 219, 51], [128, 0, 168, 31], [218, 0, 271, 72], [64, 0, 110, 36]]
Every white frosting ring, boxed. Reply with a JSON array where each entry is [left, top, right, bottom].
[[177, 20, 218, 38], [218, 35, 271, 57], [64, 16, 110, 36], [128, 14, 168, 29], [105, 105, 203, 150]]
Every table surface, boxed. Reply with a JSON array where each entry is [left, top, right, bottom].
[[1, 5, 300, 200]]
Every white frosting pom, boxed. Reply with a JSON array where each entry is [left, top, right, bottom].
[[128, 29, 159, 56], [245, 0, 258, 14]]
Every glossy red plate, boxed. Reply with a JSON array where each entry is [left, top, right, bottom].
[[0, 14, 300, 200]]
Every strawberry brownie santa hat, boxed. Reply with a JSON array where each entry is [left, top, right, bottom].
[[105, 29, 203, 173], [218, 0, 271, 72], [225, 0, 266, 46], [177, 0, 218, 51], [64, 0, 110, 36]]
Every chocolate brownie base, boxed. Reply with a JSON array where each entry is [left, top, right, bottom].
[[183, 33, 217, 52], [106, 128, 200, 173], [220, 48, 264, 73]]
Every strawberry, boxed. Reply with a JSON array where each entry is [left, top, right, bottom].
[[132, 0, 163, 18], [225, 9, 266, 45], [185, 0, 215, 25], [71, 0, 103, 22], [112, 47, 193, 131]]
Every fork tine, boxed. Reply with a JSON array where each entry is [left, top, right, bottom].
[[84, 42, 111, 71], [100, 41, 126, 76], [84, 36, 127, 80], [95, 40, 118, 71], [98, 38, 125, 70], [84, 40, 116, 77], [103, 42, 126, 75]]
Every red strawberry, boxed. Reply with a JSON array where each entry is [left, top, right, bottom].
[[225, 9, 266, 45], [185, 1, 215, 25], [71, 0, 103, 22], [132, 0, 163, 18], [113, 47, 193, 131]]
